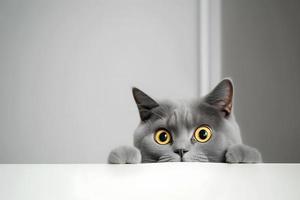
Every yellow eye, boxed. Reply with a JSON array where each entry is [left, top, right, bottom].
[[194, 125, 212, 143], [154, 129, 172, 145]]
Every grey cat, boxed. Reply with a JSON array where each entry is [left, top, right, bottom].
[[108, 79, 262, 164]]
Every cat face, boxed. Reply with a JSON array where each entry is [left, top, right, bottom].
[[132, 79, 242, 162]]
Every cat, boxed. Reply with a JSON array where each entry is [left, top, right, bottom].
[[108, 79, 262, 163]]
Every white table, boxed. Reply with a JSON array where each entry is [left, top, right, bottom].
[[0, 163, 299, 200]]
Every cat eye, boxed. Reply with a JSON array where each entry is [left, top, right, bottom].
[[154, 129, 172, 145], [194, 125, 212, 143]]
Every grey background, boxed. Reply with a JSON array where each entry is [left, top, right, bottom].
[[0, 0, 299, 163], [222, 0, 300, 162]]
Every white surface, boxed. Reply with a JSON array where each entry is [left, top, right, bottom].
[[0, 163, 299, 200], [0, 0, 198, 163]]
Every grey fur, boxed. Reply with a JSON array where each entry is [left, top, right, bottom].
[[108, 79, 262, 164], [108, 146, 141, 164]]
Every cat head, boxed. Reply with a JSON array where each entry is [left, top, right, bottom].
[[132, 79, 242, 162]]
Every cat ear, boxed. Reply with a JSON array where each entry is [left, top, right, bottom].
[[132, 87, 159, 121], [204, 78, 233, 117]]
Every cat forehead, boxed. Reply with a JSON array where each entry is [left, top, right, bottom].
[[166, 103, 193, 129], [151, 100, 222, 130]]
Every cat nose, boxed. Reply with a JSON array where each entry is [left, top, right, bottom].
[[174, 149, 189, 157]]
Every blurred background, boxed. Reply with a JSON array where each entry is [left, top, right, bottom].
[[0, 0, 299, 163]]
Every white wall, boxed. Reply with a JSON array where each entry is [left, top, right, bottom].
[[0, 0, 198, 163]]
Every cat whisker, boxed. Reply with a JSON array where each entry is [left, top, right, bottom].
[[142, 158, 157, 163], [158, 158, 173, 162], [192, 155, 209, 162], [206, 154, 224, 162], [158, 155, 178, 162], [188, 152, 224, 162]]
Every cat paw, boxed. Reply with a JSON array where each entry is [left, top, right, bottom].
[[225, 144, 262, 163], [108, 146, 142, 164]]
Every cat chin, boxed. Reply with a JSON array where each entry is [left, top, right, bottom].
[[155, 155, 181, 162], [181, 155, 210, 162], [146, 155, 211, 162], [167, 158, 210, 162], [158, 157, 201, 162], [156, 154, 211, 162]]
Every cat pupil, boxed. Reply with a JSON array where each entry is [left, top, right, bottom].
[[159, 132, 167, 141], [199, 130, 208, 139]]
